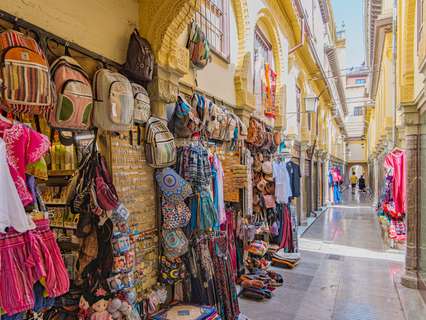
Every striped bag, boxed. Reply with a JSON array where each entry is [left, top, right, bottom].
[[145, 116, 176, 168], [0, 30, 53, 115]]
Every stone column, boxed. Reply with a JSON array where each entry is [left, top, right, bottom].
[[299, 143, 310, 225], [400, 103, 421, 289]]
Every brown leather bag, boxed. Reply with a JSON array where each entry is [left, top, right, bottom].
[[122, 29, 154, 84]]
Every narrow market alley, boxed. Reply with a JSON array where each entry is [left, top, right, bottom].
[[240, 190, 406, 320]]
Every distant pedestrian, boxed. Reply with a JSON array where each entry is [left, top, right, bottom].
[[358, 175, 366, 192], [350, 172, 358, 194]]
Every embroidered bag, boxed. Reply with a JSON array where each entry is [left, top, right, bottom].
[[122, 29, 154, 84], [131, 83, 150, 124], [93, 69, 134, 131], [145, 117, 176, 168], [162, 228, 188, 260], [161, 197, 191, 229], [187, 21, 211, 69], [156, 167, 192, 203], [0, 30, 53, 115], [50, 56, 93, 130]]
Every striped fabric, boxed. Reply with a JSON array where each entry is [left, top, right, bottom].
[[0, 30, 53, 115]]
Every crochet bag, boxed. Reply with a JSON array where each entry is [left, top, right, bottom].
[[122, 29, 154, 84], [187, 21, 211, 69], [50, 56, 93, 130], [93, 69, 134, 131], [0, 30, 53, 115], [131, 83, 150, 124], [155, 167, 192, 203], [161, 197, 191, 229], [162, 228, 188, 260], [145, 117, 176, 168]]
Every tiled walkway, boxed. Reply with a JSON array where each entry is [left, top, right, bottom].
[[239, 190, 406, 320]]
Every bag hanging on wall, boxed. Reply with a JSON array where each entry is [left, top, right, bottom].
[[161, 197, 191, 229], [93, 69, 134, 131], [187, 21, 211, 69], [122, 29, 154, 84], [145, 116, 176, 168], [162, 228, 189, 260], [50, 56, 93, 130], [155, 167, 192, 203], [0, 30, 53, 115], [131, 82, 151, 124]]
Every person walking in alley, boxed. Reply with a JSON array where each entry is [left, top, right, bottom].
[[350, 172, 358, 194], [358, 174, 366, 192]]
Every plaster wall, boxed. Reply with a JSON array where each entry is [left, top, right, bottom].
[[0, 0, 139, 63]]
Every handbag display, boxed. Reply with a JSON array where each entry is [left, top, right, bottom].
[[93, 69, 134, 132], [162, 228, 188, 260], [49, 56, 93, 130], [155, 167, 192, 203], [161, 197, 191, 229], [131, 82, 151, 124], [122, 29, 154, 84], [94, 154, 120, 211], [145, 116, 176, 168], [0, 30, 53, 115]]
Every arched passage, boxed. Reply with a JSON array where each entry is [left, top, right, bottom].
[[347, 163, 369, 183]]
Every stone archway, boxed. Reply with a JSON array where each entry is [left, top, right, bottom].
[[347, 162, 369, 182], [138, 0, 250, 116]]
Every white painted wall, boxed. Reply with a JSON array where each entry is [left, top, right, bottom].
[[348, 142, 366, 162]]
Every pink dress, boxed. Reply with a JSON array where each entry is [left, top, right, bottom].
[[0, 122, 50, 207], [384, 149, 406, 214]]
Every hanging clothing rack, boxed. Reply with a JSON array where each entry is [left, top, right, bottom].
[[0, 9, 121, 69]]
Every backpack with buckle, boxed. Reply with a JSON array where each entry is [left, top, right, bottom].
[[93, 69, 134, 132], [50, 56, 93, 130], [0, 30, 53, 115]]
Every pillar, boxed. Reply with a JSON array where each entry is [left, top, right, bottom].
[[400, 103, 421, 289]]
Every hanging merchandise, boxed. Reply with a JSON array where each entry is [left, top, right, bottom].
[[384, 148, 406, 215], [187, 21, 211, 70], [92, 69, 134, 132], [0, 30, 53, 115], [49, 56, 94, 130], [263, 63, 277, 118], [329, 166, 342, 204], [131, 83, 151, 124], [122, 28, 154, 84], [155, 167, 193, 203], [145, 116, 177, 168]]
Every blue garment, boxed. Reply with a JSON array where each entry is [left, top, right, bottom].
[[333, 183, 341, 204]]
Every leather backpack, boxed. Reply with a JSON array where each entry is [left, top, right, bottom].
[[122, 29, 154, 84], [50, 56, 93, 130], [0, 30, 53, 115], [93, 69, 134, 132]]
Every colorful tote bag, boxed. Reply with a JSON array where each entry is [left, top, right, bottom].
[[145, 117, 176, 168], [50, 56, 93, 130], [156, 167, 192, 203], [93, 69, 134, 131], [162, 228, 188, 260], [161, 197, 191, 229], [0, 30, 53, 115]]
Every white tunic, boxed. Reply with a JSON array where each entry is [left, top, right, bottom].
[[273, 161, 292, 204], [0, 138, 35, 233]]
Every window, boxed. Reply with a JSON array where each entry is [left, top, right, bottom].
[[253, 26, 274, 114], [195, 0, 230, 60], [355, 78, 366, 85], [353, 106, 363, 116], [418, 0, 424, 43]]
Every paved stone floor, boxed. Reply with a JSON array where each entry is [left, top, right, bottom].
[[239, 190, 407, 320]]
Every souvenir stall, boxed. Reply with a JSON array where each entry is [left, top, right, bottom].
[[376, 148, 406, 249], [0, 12, 168, 319]]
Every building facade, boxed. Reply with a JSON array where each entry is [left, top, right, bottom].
[[365, 0, 426, 301]]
